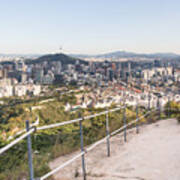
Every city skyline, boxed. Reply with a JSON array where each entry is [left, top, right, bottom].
[[0, 0, 180, 54]]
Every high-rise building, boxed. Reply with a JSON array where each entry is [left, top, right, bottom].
[[21, 73, 27, 83], [76, 60, 80, 65], [15, 60, 26, 71], [0, 66, 3, 78], [34, 68, 44, 83], [128, 62, 131, 73], [89, 62, 96, 73], [112, 63, 116, 72], [54, 61, 62, 74], [128, 62, 132, 82], [154, 60, 161, 67], [107, 68, 114, 81], [2, 68, 8, 78]]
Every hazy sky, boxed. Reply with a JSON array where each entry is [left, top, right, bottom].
[[0, 0, 180, 54]]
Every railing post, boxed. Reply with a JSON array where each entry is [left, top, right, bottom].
[[79, 115, 86, 180], [136, 103, 139, 134], [148, 93, 151, 110], [105, 107, 110, 157], [26, 120, 34, 180], [168, 96, 170, 118], [159, 97, 161, 119], [156, 96, 160, 119], [123, 105, 127, 142]]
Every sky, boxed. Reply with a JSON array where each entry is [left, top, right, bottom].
[[0, 0, 180, 55]]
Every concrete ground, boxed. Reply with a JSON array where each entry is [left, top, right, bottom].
[[49, 119, 180, 180]]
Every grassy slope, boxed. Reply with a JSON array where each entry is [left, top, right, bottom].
[[0, 94, 179, 180]]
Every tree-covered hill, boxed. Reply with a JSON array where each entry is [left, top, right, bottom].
[[25, 53, 88, 65]]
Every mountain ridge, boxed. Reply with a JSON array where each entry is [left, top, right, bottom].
[[70, 50, 180, 59]]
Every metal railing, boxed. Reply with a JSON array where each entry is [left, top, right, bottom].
[[38, 107, 158, 180], [0, 107, 124, 155], [0, 105, 179, 180]]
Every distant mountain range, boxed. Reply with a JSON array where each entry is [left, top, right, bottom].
[[1, 51, 180, 60], [1, 51, 180, 64], [70, 51, 180, 59], [0, 53, 41, 58]]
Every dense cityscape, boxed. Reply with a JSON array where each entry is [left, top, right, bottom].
[[0, 53, 180, 110]]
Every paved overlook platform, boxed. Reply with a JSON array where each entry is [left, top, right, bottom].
[[50, 119, 180, 180]]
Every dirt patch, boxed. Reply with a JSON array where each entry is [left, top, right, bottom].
[[49, 119, 180, 180]]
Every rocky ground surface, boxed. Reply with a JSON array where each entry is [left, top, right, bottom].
[[49, 119, 180, 180]]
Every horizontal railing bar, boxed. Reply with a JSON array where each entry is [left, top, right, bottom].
[[39, 109, 155, 179], [110, 117, 139, 136], [8, 117, 39, 139], [40, 151, 85, 180], [37, 107, 124, 131], [86, 136, 108, 152], [37, 118, 82, 131], [0, 128, 35, 155], [86, 109, 156, 151], [0, 108, 163, 155], [84, 111, 108, 120], [0, 106, 143, 155], [109, 107, 124, 113], [111, 109, 158, 136]]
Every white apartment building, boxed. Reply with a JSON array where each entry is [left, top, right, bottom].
[[174, 71, 180, 82], [0, 78, 12, 86], [14, 85, 27, 96], [0, 84, 41, 98], [0, 86, 13, 98], [27, 84, 41, 96], [143, 67, 173, 81]]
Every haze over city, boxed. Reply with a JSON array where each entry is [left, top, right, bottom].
[[1, 0, 180, 54]]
